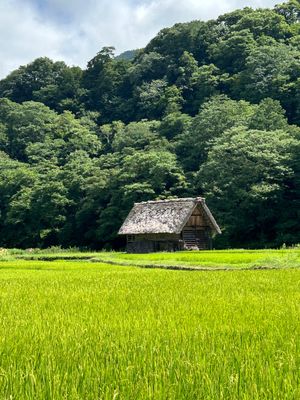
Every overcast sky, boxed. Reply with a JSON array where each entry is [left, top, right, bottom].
[[0, 0, 279, 78]]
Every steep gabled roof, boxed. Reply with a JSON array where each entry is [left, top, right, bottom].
[[118, 197, 221, 235]]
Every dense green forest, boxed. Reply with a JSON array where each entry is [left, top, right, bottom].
[[0, 0, 299, 249]]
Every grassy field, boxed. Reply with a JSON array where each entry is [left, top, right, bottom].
[[92, 248, 300, 269], [0, 255, 299, 399], [3, 247, 300, 270]]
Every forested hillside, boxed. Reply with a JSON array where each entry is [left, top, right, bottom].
[[0, 0, 299, 249]]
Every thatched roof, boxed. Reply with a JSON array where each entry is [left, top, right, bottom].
[[118, 197, 221, 235]]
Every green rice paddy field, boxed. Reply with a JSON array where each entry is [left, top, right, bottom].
[[0, 250, 299, 399]]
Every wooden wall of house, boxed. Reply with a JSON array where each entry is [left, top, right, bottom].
[[128, 234, 179, 241], [126, 233, 182, 253], [182, 228, 211, 250], [182, 205, 212, 249], [127, 240, 155, 253], [185, 205, 210, 229]]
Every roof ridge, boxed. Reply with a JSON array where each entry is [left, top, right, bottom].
[[135, 197, 204, 205]]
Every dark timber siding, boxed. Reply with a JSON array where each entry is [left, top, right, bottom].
[[126, 233, 182, 253]]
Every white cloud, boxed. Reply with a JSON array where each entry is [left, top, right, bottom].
[[0, 0, 71, 77], [0, 0, 279, 79]]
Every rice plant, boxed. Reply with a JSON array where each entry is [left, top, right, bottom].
[[92, 248, 300, 269], [0, 260, 299, 399]]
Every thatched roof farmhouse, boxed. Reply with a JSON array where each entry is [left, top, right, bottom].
[[119, 197, 221, 253]]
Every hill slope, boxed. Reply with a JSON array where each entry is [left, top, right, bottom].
[[0, 0, 299, 249]]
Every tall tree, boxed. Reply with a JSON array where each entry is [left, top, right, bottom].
[[198, 127, 299, 247]]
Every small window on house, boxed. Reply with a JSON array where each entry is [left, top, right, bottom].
[[127, 235, 135, 243]]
